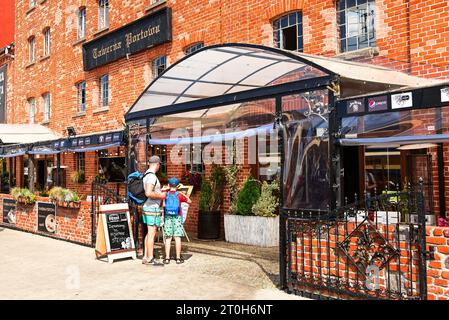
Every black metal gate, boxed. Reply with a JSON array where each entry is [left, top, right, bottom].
[[284, 189, 428, 300], [91, 182, 127, 247]]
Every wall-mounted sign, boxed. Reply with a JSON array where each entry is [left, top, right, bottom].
[[368, 95, 388, 112], [391, 92, 413, 109], [441, 87, 449, 103], [83, 8, 172, 71], [3, 198, 16, 225], [346, 98, 364, 114], [37, 202, 56, 234], [0, 65, 6, 123]]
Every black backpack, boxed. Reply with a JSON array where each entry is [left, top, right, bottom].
[[127, 171, 155, 204]]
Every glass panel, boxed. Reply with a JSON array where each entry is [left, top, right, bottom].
[[347, 0, 356, 7], [282, 90, 330, 210], [280, 16, 288, 28], [289, 12, 297, 25], [338, 0, 346, 11]]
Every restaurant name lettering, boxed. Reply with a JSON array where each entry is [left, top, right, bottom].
[[83, 8, 171, 71]]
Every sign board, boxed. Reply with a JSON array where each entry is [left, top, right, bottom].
[[441, 87, 449, 103], [83, 7, 172, 71], [0, 65, 6, 123], [95, 203, 136, 263], [2, 198, 16, 225], [391, 92, 413, 109], [346, 98, 364, 114], [367, 95, 388, 112], [37, 202, 56, 233]]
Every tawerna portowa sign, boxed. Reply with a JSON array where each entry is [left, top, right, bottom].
[[82, 7, 172, 71]]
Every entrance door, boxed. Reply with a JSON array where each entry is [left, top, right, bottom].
[[407, 154, 434, 215]]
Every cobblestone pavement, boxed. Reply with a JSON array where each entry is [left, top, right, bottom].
[[0, 228, 306, 300]]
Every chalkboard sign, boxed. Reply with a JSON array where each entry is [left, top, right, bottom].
[[106, 212, 132, 252], [37, 202, 56, 233], [95, 203, 136, 263], [3, 198, 16, 225]]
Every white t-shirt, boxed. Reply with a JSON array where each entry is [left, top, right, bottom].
[[142, 169, 161, 212]]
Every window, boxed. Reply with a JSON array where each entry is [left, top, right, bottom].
[[186, 144, 205, 174], [77, 81, 86, 112], [98, 0, 109, 30], [78, 7, 86, 39], [28, 37, 35, 63], [184, 42, 204, 55], [273, 12, 303, 52], [100, 75, 109, 108], [338, 0, 376, 52], [28, 98, 36, 124], [149, 144, 167, 176], [43, 28, 51, 56], [76, 153, 85, 173], [152, 56, 166, 78], [43, 93, 51, 121]]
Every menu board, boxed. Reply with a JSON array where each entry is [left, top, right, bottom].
[[37, 202, 56, 233], [106, 212, 132, 252], [3, 198, 16, 225], [95, 203, 136, 263]]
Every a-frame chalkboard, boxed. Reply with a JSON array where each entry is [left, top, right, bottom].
[[95, 203, 136, 263]]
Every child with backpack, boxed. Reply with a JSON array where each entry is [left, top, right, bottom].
[[163, 177, 192, 264]]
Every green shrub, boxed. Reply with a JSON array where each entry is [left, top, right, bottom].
[[252, 180, 280, 217], [198, 181, 212, 212], [10, 187, 37, 205], [236, 176, 260, 216]]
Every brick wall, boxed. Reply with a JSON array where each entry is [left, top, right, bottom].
[[0, 194, 92, 245]]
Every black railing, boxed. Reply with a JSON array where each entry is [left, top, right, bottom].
[[285, 189, 428, 300]]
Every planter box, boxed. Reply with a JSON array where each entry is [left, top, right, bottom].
[[224, 215, 279, 247]]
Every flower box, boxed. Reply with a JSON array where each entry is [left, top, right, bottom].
[[224, 215, 279, 247]]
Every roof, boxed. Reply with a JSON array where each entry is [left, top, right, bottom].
[[0, 124, 61, 144], [126, 43, 447, 120]]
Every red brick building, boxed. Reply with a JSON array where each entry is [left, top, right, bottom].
[[0, 0, 14, 49], [4, 0, 449, 231]]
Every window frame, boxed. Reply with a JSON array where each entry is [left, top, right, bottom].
[[77, 81, 87, 112], [76, 152, 86, 173], [337, 0, 376, 53], [28, 98, 36, 124], [184, 42, 204, 55], [43, 28, 51, 57], [273, 11, 304, 52], [98, 0, 109, 30], [78, 7, 87, 40], [28, 36, 36, 64], [100, 74, 109, 108], [152, 55, 167, 79], [43, 93, 51, 122]]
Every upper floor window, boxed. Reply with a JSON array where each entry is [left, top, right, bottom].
[[273, 12, 303, 52], [43, 28, 51, 56], [152, 56, 166, 78], [98, 0, 109, 30], [28, 36, 36, 63], [43, 93, 51, 121], [184, 42, 204, 55], [78, 7, 86, 39], [338, 0, 376, 52], [28, 98, 36, 124], [77, 81, 86, 112], [100, 75, 109, 108]]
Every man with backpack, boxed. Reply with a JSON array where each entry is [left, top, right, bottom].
[[163, 177, 192, 264], [141, 155, 167, 265]]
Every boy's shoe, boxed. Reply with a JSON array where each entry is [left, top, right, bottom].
[[175, 257, 184, 264], [163, 258, 171, 264], [142, 257, 148, 265]]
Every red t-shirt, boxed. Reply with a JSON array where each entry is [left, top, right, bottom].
[[164, 191, 188, 215]]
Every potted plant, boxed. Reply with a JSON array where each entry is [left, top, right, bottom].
[[71, 170, 85, 184], [11, 187, 37, 205], [49, 187, 81, 208], [197, 163, 225, 239], [224, 178, 280, 247]]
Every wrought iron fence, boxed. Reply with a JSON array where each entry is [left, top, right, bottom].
[[285, 189, 428, 300]]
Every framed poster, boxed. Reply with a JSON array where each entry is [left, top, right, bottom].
[[391, 92, 413, 109], [3, 198, 17, 225], [37, 202, 56, 234]]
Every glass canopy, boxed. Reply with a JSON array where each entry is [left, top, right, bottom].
[[127, 43, 444, 121]]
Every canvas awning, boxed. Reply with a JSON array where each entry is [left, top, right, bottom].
[[0, 124, 61, 144], [126, 43, 444, 121]]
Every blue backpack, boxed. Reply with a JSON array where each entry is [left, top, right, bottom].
[[127, 171, 153, 205], [164, 191, 180, 216]]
